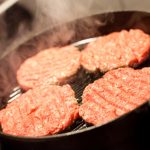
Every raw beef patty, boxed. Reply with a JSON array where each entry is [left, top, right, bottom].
[[81, 29, 150, 72], [0, 84, 79, 137], [79, 67, 150, 126], [17, 45, 81, 90]]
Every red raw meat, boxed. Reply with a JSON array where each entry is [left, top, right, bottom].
[[0, 84, 79, 137], [81, 29, 150, 72], [17, 45, 81, 90], [79, 67, 150, 125]]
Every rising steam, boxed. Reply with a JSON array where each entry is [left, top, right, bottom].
[[0, 1, 149, 100], [0, 0, 106, 99]]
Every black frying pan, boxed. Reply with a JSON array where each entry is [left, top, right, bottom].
[[0, 11, 150, 150]]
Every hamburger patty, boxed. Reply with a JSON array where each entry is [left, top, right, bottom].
[[81, 29, 150, 72], [79, 67, 150, 126], [17, 45, 81, 90], [0, 84, 79, 136]]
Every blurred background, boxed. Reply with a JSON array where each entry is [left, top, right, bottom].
[[0, 0, 150, 58]]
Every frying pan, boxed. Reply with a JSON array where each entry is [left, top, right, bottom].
[[0, 11, 150, 150]]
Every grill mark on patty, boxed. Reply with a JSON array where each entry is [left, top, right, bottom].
[[80, 67, 150, 126], [80, 101, 104, 124], [109, 69, 150, 105], [105, 72, 140, 106], [84, 85, 126, 115], [80, 101, 117, 125], [89, 80, 130, 112], [84, 90, 111, 110], [101, 80, 135, 111], [106, 69, 144, 102], [104, 77, 137, 108], [0, 85, 79, 136]]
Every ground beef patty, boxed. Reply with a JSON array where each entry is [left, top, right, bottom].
[[79, 67, 150, 126], [81, 29, 150, 72], [0, 84, 79, 137], [17, 45, 81, 90]]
